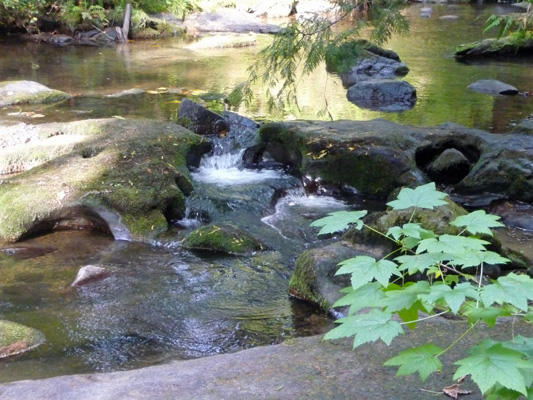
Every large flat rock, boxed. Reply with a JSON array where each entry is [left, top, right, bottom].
[[1, 318, 530, 399]]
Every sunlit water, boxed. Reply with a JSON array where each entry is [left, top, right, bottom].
[[1, 3, 533, 130], [2, 3, 533, 382]]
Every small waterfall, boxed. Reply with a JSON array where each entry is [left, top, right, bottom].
[[191, 136, 282, 186]]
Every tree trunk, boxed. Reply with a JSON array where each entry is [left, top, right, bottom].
[[118, 2, 132, 43]]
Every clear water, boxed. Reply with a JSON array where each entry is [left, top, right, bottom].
[[1, 3, 533, 382], [0, 3, 533, 130]]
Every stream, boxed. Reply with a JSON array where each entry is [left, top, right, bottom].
[[1, 2, 533, 383]]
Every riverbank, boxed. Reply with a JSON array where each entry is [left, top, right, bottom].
[[2, 318, 531, 400]]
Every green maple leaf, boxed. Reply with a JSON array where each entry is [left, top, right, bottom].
[[383, 281, 431, 312], [480, 273, 533, 312], [451, 210, 505, 236], [501, 336, 533, 359], [454, 341, 533, 395], [420, 282, 478, 314], [386, 182, 448, 210], [464, 306, 511, 327], [384, 343, 443, 381], [310, 210, 367, 236], [449, 250, 509, 268], [336, 256, 400, 289], [332, 282, 385, 314], [395, 252, 446, 275], [416, 235, 489, 254], [324, 310, 404, 347]]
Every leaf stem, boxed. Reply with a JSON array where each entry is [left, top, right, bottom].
[[399, 311, 449, 325], [436, 321, 479, 358]]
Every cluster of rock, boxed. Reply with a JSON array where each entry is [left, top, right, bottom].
[[325, 40, 416, 111]]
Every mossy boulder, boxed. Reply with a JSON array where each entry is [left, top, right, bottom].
[[182, 223, 265, 255], [0, 81, 72, 107], [455, 36, 533, 59], [0, 118, 209, 242], [255, 119, 533, 203], [289, 241, 385, 314], [0, 320, 46, 359], [257, 120, 421, 197]]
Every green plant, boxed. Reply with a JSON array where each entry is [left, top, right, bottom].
[[311, 182, 533, 399], [62, 1, 107, 31], [0, 0, 47, 32], [484, 1, 533, 41]]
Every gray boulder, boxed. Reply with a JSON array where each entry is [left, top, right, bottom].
[[467, 79, 519, 95], [424, 148, 472, 185], [337, 52, 409, 87], [257, 119, 533, 202], [347, 79, 417, 111], [0, 81, 72, 107], [177, 98, 229, 136]]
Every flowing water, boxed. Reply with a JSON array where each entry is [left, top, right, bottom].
[[1, 2, 533, 382]]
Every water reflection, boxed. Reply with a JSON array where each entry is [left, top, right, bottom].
[[0, 3, 532, 130]]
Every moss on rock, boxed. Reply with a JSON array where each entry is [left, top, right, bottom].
[[0, 81, 72, 107], [0, 118, 207, 242], [182, 223, 264, 255], [0, 320, 46, 359]]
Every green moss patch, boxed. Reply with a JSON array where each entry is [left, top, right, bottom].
[[0, 81, 72, 107], [0, 320, 46, 359], [182, 223, 264, 255], [0, 118, 206, 242]]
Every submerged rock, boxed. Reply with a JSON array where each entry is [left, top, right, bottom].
[[0, 320, 46, 359], [467, 79, 519, 96], [71, 265, 109, 287], [182, 223, 265, 255], [0, 81, 72, 107], [0, 118, 208, 242], [186, 33, 257, 50]]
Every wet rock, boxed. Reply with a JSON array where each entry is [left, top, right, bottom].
[[289, 241, 386, 315], [257, 119, 533, 202], [467, 79, 519, 96], [107, 88, 146, 98], [0, 81, 72, 107], [439, 15, 459, 20], [0, 118, 204, 242], [346, 79, 417, 111], [489, 201, 533, 232], [326, 40, 408, 88], [0, 320, 46, 359], [177, 98, 228, 136], [0, 246, 56, 260], [425, 148, 472, 185], [222, 110, 261, 148], [182, 223, 265, 255], [71, 265, 109, 287], [511, 118, 533, 135]]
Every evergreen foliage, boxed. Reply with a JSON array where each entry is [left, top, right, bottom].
[[312, 183, 533, 398], [240, 0, 409, 115]]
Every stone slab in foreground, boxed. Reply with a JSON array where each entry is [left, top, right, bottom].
[[1, 318, 530, 400]]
